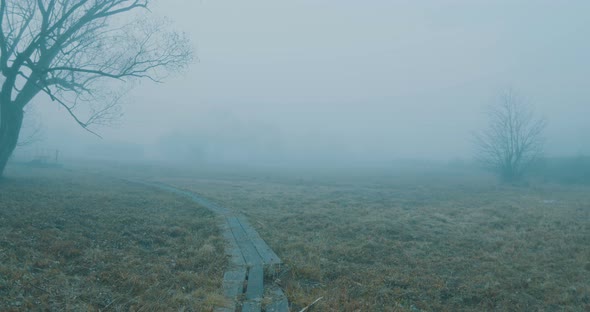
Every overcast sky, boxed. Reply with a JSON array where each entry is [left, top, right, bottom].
[[29, 0, 590, 165]]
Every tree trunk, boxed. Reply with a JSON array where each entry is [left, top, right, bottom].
[[0, 103, 24, 177]]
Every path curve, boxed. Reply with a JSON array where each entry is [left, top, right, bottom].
[[139, 181, 289, 312]]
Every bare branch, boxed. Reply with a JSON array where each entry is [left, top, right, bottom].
[[0, 0, 192, 138], [38, 84, 103, 138]]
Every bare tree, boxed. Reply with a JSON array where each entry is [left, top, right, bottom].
[[0, 0, 192, 176], [474, 89, 546, 182]]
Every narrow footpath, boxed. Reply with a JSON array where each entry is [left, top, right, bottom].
[[142, 182, 289, 312]]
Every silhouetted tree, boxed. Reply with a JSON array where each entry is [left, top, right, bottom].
[[15, 106, 44, 147], [474, 89, 546, 182], [0, 0, 192, 176]]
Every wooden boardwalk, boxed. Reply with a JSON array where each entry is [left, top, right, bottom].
[[139, 181, 289, 312]]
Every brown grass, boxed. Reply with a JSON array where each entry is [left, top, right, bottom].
[[156, 169, 590, 311], [0, 165, 227, 311]]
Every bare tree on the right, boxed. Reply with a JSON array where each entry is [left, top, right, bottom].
[[474, 89, 546, 182]]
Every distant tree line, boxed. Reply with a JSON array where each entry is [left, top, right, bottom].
[[529, 156, 590, 185]]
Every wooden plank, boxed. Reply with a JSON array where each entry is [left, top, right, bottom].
[[265, 287, 289, 312], [221, 267, 246, 312], [223, 268, 247, 282], [244, 265, 264, 312], [222, 267, 247, 300], [241, 300, 261, 312], [227, 217, 263, 265], [246, 265, 264, 300], [222, 279, 244, 300], [237, 217, 282, 265], [221, 225, 246, 266], [243, 265, 263, 312], [266, 298, 289, 312]]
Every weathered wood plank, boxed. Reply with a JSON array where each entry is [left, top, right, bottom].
[[265, 286, 289, 312], [266, 298, 289, 312], [246, 265, 264, 300], [237, 216, 282, 265], [222, 267, 247, 300], [222, 279, 243, 299], [221, 225, 246, 266], [243, 264, 263, 312], [220, 252, 247, 312], [241, 300, 261, 312], [223, 268, 247, 282], [227, 216, 263, 265]]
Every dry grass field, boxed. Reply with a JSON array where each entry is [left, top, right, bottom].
[[155, 167, 590, 311], [0, 165, 227, 311], [2, 162, 589, 311]]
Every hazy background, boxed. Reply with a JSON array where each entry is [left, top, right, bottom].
[[21, 0, 590, 167]]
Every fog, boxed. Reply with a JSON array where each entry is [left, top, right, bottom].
[[22, 0, 590, 167]]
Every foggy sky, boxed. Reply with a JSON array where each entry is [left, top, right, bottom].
[[26, 0, 590, 166]]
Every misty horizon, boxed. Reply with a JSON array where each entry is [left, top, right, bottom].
[[17, 0, 590, 166]]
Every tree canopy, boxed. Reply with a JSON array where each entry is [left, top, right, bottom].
[[0, 0, 192, 175], [474, 89, 546, 182]]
